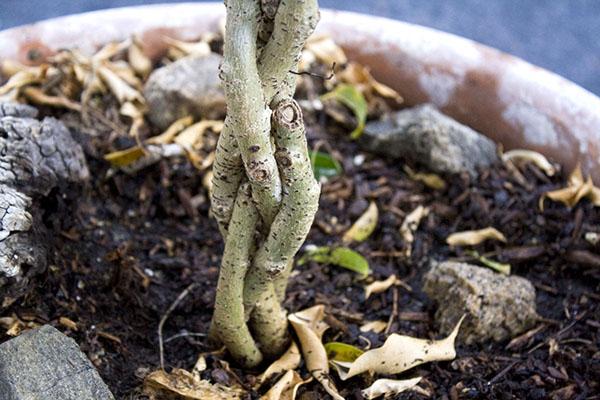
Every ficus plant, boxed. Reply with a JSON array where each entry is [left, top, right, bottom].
[[209, 0, 321, 367]]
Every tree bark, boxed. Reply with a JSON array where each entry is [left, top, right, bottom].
[[0, 102, 89, 309], [209, 0, 320, 367]]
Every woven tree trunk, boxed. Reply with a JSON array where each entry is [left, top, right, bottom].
[[209, 0, 320, 367]]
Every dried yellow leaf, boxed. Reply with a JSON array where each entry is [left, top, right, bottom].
[[128, 37, 152, 79], [342, 201, 378, 243], [502, 149, 556, 176], [364, 275, 398, 299], [261, 370, 306, 400], [446, 227, 507, 246], [0, 66, 48, 99], [148, 116, 194, 145], [165, 37, 211, 59], [404, 165, 446, 190], [258, 341, 301, 387], [104, 146, 145, 167], [339, 62, 403, 103], [362, 377, 422, 400], [334, 316, 464, 380], [359, 320, 388, 334], [305, 34, 348, 66], [58, 317, 78, 331], [174, 120, 224, 149], [144, 368, 244, 400], [97, 64, 145, 105], [288, 305, 343, 400], [22, 87, 81, 111], [540, 165, 600, 209], [399, 205, 429, 257]]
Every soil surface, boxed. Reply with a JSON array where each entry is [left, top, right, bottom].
[[2, 103, 598, 399], [1, 54, 599, 400]]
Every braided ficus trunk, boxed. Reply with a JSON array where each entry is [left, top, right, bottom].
[[210, 0, 320, 367]]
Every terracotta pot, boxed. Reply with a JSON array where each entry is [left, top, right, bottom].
[[1, 3, 598, 182]]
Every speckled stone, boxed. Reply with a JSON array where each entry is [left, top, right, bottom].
[[361, 104, 498, 177], [423, 261, 538, 344], [144, 53, 226, 130], [0, 325, 114, 399]]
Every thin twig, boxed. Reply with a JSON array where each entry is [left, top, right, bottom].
[[158, 283, 197, 370], [164, 330, 207, 344], [385, 286, 399, 335], [487, 360, 520, 386], [289, 62, 336, 80]]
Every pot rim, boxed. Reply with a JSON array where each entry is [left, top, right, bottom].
[[1, 2, 598, 182]]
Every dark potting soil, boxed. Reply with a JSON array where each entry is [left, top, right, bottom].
[[2, 105, 599, 399]]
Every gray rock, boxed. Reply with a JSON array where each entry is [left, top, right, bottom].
[[361, 104, 498, 177], [0, 325, 114, 399], [144, 53, 226, 130], [0, 103, 89, 309], [423, 261, 538, 344]]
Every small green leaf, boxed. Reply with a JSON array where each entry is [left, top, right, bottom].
[[466, 250, 511, 275], [309, 150, 342, 180], [299, 246, 370, 278], [322, 84, 368, 139], [325, 342, 364, 362]]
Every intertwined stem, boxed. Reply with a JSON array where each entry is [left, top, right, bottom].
[[210, 0, 320, 367]]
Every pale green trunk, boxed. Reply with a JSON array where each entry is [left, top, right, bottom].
[[209, 0, 320, 367]]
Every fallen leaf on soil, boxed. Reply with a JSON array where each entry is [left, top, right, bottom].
[[261, 370, 306, 400], [446, 227, 507, 246], [144, 368, 245, 400], [120, 101, 145, 137], [258, 341, 302, 387], [309, 150, 343, 181], [299, 246, 370, 278], [164, 37, 211, 59], [0, 315, 39, 337], [288, 305, 343, 400], [0, 64, 49, 100], [305, 34, 348, 67], [22, 86, 81, 111], [404, 165, 447, 190], [322, 84, 368, 139], [128, 36, 153, 79], [359, 320, 388, 333], [399, 205, 430, 257], [192, 354, 207, 375], [325, 342, 364, 362], [502, 149, 556, 176], [338, 62, 403, 104], [174, 120, 224, 149], [364, 275, 400, 299], [148, 116, 194, 144], [540, 165, 600, 209], [104, 118, 222, 170], [332, 316, 464, 380], [343, 201, 378, 243], [105, 143, 185, 172], [362, 377, 423, 400], [104, 146, 146, 168], [466, 250, 511, 275], [97, 64, 145, 105], [58, 316, 78, 331]]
